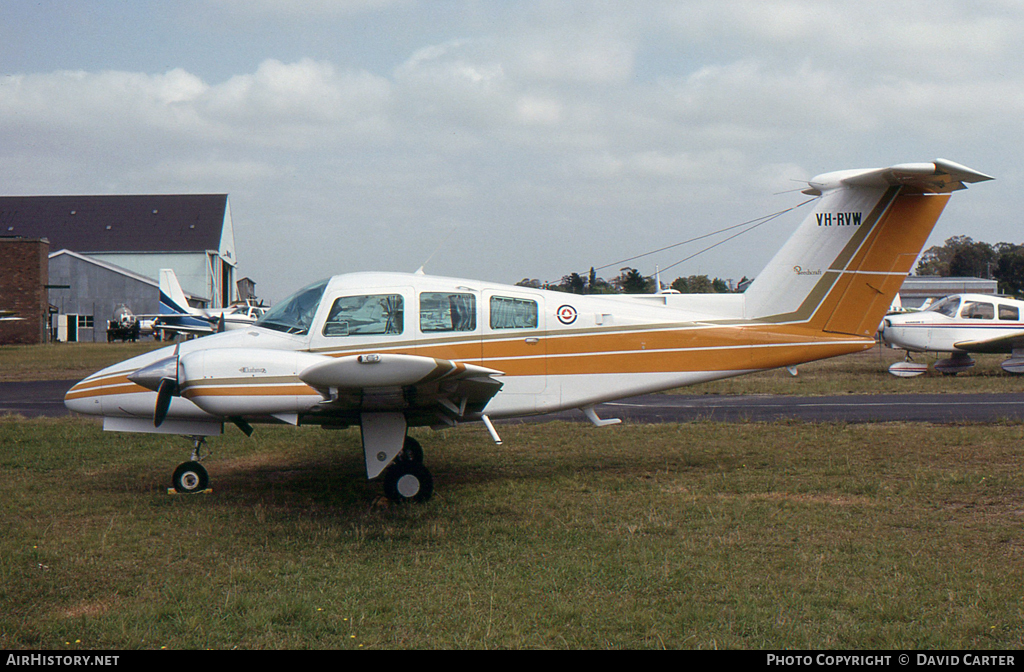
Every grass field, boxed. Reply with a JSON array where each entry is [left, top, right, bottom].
[[3, 341, 1024, 649], [2, 416, 1023, 649]]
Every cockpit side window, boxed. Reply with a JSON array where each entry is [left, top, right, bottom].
[[255, 279, 328, 335], [420, 292, 477, 332], [322, 294, 404, 337], [961, 301, 994, 320], [932, 297, 960, 318]]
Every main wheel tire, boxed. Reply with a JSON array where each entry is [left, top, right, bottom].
[[383, 462, 433, 503], [172, 461, 209, 493], [399, 436, 424, 464]]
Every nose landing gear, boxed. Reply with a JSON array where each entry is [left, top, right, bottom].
[[171, 436, 211, 494]]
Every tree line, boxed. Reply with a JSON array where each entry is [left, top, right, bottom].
[[516, 267, 749, 295], [915, 236, 1024, 296], [513, 235, 1024, 298]]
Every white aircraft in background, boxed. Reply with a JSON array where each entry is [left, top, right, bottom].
[[880, 293, 1024, 376], [65, 159, 992, 502], [155, 268, 266, 337], [0, 308, 24, 322]]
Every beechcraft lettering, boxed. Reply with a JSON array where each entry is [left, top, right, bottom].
[[816, 212, 862, 227], [64, 159, 993, 503]]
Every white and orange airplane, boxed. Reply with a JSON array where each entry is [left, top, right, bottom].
[[65, 159, 992, 502]]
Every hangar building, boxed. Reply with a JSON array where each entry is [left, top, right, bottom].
[[0, 194, 237, 343]]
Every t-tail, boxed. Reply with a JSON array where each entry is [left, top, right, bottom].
[[742, 159, 993, 338]]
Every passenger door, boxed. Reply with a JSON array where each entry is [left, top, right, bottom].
[[482, 289, 546, 394]]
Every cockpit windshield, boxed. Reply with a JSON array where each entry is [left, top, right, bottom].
[[930, 296, 960, 318], [255, 279, 329, 335]]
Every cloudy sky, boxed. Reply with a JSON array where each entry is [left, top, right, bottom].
[[1, 1, 1020, 301]]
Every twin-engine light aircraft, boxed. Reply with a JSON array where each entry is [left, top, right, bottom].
[[880, 293, 1024, 376], [65, 159, 992, 502]]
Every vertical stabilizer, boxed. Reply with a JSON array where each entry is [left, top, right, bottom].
[[743, 160, 992, 337], [159, 268, 194, 316]]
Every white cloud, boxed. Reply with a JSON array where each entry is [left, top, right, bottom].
[[2, 2, 1022, 293], [210, 0, 414, 16]]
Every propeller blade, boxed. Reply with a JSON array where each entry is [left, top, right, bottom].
[[154, 378, 176, 427]]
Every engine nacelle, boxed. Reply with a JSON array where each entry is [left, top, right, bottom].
[[178, 348, 328, 419]]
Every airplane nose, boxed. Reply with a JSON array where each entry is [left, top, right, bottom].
[[64, 381, 102, 416]]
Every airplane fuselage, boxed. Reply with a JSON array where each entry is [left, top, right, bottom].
[[880, 293, 1024, 354], [66, 270, 873, 433]]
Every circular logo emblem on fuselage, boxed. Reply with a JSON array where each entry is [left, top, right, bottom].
[[556, 305, 578, 325]]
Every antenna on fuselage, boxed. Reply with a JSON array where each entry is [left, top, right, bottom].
[[415, 225, 460, 276]]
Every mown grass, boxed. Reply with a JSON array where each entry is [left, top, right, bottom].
[[2, 417, 1023, 649], [0, 342, 166, 382]]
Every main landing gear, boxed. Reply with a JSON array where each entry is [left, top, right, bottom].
[[383, 437, 434, 503], [360, 413, 435, 504], [171, 436, 211, 494]]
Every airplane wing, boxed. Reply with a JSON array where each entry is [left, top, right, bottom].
[[298, 353, 504, 427], [954, 330, 1024, 354]]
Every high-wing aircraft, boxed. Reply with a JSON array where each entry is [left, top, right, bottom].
[[65, 159, 992, 502], [879, 293, 1024, 376], [154, 268, 266, 337]]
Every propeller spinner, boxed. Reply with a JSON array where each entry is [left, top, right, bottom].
[[126, 346, 181, 427]]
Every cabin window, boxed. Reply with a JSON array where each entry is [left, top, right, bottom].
[[420, 292, 476, 332], [322, 294, 404, 337], [256, 278, 328, 335], [999, 304, 1019, 321], [961, 301, 994, 320], [490, 296, 538, 329], [932, 297, 960, 318]]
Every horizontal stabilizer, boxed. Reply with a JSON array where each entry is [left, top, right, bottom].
[[803, 159, 993, 196]]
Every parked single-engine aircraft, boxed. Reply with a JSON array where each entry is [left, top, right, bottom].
[[880, 293, 1024, 376], [65, 159, 992, 501], [154, 268, 266, 337]]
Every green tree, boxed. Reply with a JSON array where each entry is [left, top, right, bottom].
[[670, 274, 713, 293], [560, 272, 586, 295], [915, 236, 995, 277], [995, 243, 1024, 296], [614, 267, 653, 294]]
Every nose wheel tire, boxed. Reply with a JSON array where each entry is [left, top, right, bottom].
[[383, 462, 433, 503], [172, 461, 210, 493]]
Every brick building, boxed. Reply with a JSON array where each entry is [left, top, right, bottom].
[[0, 237, 49, 345]]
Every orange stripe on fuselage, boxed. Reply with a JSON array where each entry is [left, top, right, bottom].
[[181, 384, 319, 399]]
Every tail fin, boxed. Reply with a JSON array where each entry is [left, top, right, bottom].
[[158, 268, 194, 316], [743, 159, 992, 337]]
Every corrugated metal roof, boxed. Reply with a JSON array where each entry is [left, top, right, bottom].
[[0, 194, 227, 253]]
